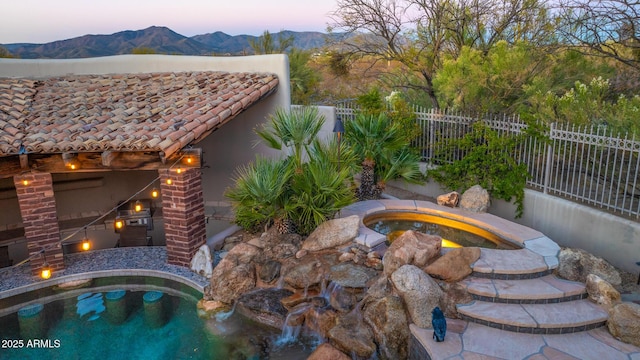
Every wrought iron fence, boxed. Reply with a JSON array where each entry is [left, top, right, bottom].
[[336, 104, 640, 219]]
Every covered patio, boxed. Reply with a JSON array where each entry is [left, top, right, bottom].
[[0, 55, 287, 278]]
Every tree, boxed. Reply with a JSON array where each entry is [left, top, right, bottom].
[[289, 48, 321, 104], [255, 106, 325, 171], [228, 107, 356, 234], [428, 122, 533, 217], [249, 30, 294, 55], [329, 0, 553, 107], [0, 46, 16, 58], [344, 112, 422, 200], [554, 0, 640, 70], [131, 47, 157, 54]]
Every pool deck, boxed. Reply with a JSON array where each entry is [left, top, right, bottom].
[[339, 199, 640, 360]]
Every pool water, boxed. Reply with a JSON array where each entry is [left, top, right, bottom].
[[0, 277, 317, 360], [365, 212, 519, 249]]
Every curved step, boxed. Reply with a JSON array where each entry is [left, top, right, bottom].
[[461, 275, 587, 304], [471, 248, 554, 279], [457, 299, 608, 334]]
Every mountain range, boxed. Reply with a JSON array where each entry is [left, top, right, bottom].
[[2, 26, 337, 59]]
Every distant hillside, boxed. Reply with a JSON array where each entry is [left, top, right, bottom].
[[2, 27, 338, 59]]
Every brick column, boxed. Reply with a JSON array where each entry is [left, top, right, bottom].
[[158, 168, 206, 267], [14, 173, 64, 276]]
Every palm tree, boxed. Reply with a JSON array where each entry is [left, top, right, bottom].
[[228, 107, 357, 235], [225, 156, 293, 232], [344, 113, 423, 200], [255, 106, 325, 172], [287, 138, 356, 234]]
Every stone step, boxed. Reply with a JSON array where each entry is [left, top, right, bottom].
[[461, 275, 587, 304], [471, 248, 555, 279], [456, 299, 608, 334]]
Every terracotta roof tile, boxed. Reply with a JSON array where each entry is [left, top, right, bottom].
[[0, 71, 278, 158]]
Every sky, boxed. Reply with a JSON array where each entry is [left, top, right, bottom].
[[1, 0, 338, 44]]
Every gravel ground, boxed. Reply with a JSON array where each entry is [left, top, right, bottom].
[[0, 247, 209, 295]]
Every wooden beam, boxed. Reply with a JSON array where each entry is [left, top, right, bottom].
[[101, 151, 117, 167], [0, 149, 202, 179], [19, 154, 28, 169]]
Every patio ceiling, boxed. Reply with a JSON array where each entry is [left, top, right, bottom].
[[0, 71, 279, 178]]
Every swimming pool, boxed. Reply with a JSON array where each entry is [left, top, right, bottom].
[[364, 211, 520, 249], [0, 276, 316, 359]]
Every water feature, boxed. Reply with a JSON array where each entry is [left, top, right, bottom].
[[365, 211, 520, 249], [0, 276, 316, 359]]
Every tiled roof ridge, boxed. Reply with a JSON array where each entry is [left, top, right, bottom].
[[0, 70, 279, 158]]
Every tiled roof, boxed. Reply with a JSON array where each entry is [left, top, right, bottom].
[[0, 71, 279, 158]]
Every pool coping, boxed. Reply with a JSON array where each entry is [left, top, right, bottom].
[[0, 247, 208, 300], [337, 199, 562, 274]]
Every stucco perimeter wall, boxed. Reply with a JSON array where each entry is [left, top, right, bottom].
[[389, 179, 640, 274]]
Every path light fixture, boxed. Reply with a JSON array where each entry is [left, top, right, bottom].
[[81, 228, 91, 251], [40, 251, 51, 279]]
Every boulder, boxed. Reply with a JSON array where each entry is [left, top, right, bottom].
[[328, 312, 377, 359], [258, 260, 281, 284], [608, 302, 640, 347], [391, 265, 444, 328], [235, 288, 293, 329], [307, 343, 350, 360], [424, 247, 481, 282], [363, 295, 410, 360], [329, 263, 379, 289], [439, 282, 474, 319], [586, 274, 620, 307], [196, 299, 228, 316], [305, 307, 339, 339], [283, 253, 338, 289], [205, 243, 260, 303], [557, 247, 621, 286], [190, 244, 213, 278], [437, 191, 460, 208], [301, 215, 359, 251], [382, 230, 442, 276], [459, 185, 490, 213], [207, 263, 256, 304]]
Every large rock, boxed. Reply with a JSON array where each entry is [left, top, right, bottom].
[[608, 302, 640, 347], [283, 253, 338, 289], [301, 215, 359, 251], [459, 185, 490, 213], [235, 288, 293, 329], [190, 244, 213, 278], [382, 230, 442, 276], [439, 282, 474, 319], [424, 247, 481, 282], [207, 263, 256, 304], [391, 265, 444, 328], [258, 260, 281, 284], [307, 343, 350, 360], [329, 262, 379, 289], [205, 243, 260, 303], [363, 295, 410, 360], [586, 274, 620, 307], [437, 191, 460, 208], [328, 312, 377, 359], [557, 247, 621, 286]]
